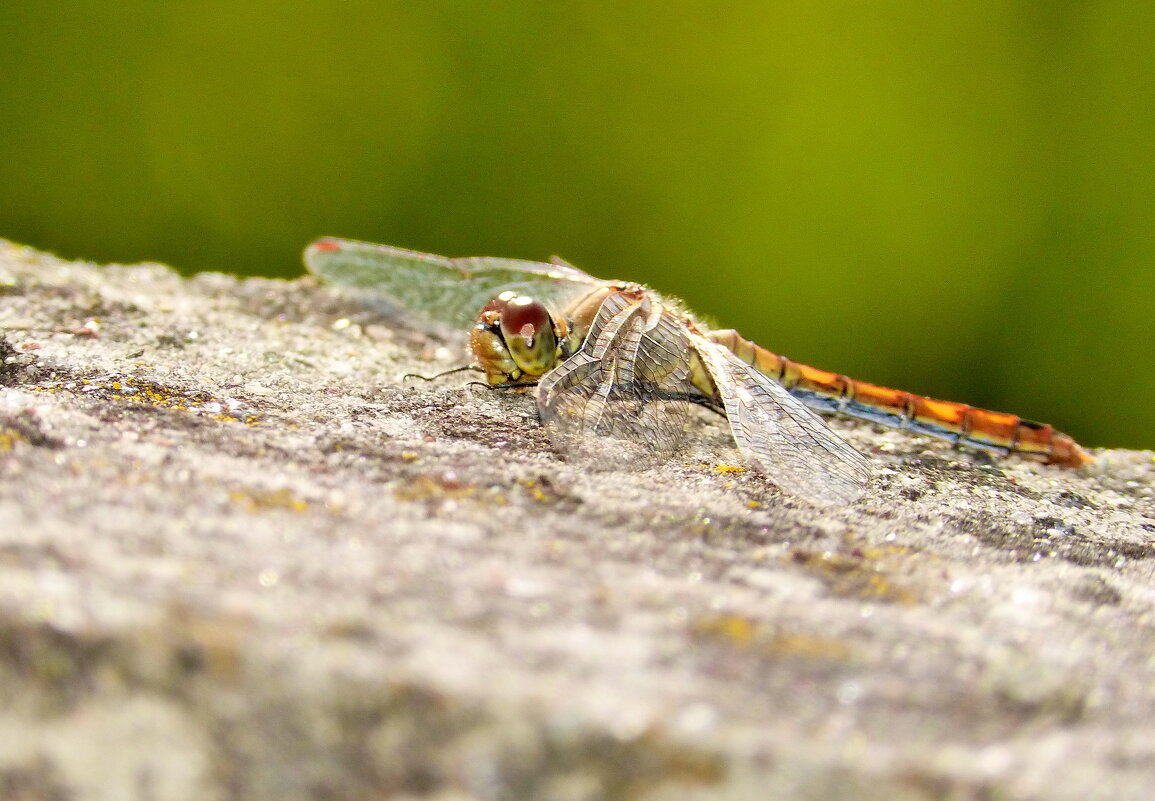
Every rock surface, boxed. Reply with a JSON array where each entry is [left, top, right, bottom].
[[0, 240, 1153, 801]]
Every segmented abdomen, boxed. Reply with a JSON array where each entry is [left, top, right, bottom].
[[708, 329, 1092, 467]]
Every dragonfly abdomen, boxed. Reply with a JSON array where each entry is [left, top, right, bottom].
[[708, 329, 1092, 467]]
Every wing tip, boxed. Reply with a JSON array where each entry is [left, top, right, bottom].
[[303, 237, 349, 274], [304, 236, 341, 263], [309, 237, 342, 253], [304, 237, 343, 259]]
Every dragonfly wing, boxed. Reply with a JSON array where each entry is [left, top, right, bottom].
[[537, 291, 695, 468], [688, 332, 870, 506], [304, 237, 600, 334]]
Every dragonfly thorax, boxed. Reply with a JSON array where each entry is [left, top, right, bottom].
[[470, 291, 572, 385]]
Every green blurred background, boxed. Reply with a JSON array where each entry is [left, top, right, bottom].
[[1, 2, 1151, 449]]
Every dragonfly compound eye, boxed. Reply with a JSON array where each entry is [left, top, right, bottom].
[[497, 295, 559, 376]]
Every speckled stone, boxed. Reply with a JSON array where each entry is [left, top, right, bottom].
[[1, 240, 1153, 801]]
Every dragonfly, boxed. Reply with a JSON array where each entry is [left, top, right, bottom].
[[304, 237, 1092, 506]]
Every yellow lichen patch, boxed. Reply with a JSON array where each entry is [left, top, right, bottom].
[[516, 477, 570, 504], [764, 632, 853, 660], [624, 730, 727, 789], [0, 420, 57, 451], [212, 413, 261, 426], [857, 573, 919, 603], [228, 487, 308, 513], [791, 545, 922, 605], [393, 473, 481, 502], [713, 464, 745, 474], [104, 376, 197, 409], [689, 614, 853, 661], [688, 613, 757, 646], [523, 482, 552, 503], [35, 375, 260, 424]]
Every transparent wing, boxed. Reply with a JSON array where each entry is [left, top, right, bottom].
[[537, 290, 698, 468], [688, 331, 870, 506], [304, 237, 601, 334]]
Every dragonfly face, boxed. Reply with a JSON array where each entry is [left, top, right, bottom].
[[469, 291, 573, 386]]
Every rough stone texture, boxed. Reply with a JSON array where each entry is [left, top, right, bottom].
[[0, 239, 1153, 801]]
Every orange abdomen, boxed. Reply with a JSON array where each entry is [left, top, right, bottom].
[[708, 329, 1093, 467]]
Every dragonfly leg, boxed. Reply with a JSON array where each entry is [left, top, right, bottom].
[[467, 379, 539, 392], [402, 364, 481, 382], [665, 391, 725, 417]]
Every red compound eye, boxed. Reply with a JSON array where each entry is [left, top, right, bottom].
[[499, 296, 551, 341]]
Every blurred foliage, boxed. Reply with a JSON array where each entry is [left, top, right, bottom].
[[0, 2, 1151, 448]]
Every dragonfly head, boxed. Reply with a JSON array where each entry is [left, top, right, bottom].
[[471, 291, 567, 385]]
